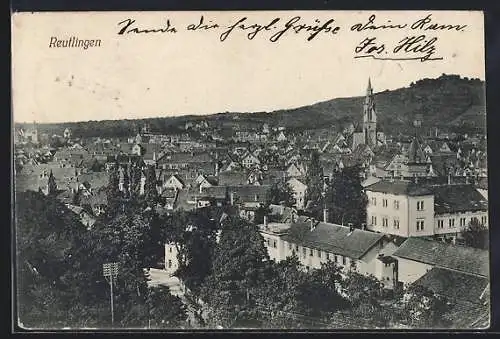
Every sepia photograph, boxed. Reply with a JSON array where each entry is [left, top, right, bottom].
[[11, 10, 489, 330]]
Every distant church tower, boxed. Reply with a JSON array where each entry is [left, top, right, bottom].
[[362, 78, 377, 147]]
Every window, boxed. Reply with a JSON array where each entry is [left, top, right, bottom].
[[295, 245, 299, 251], [342, 256, 346, 265], [310, 249, 314, 257], [394, 200, 400, 210], [371, 215, 377, 226], [371, 197, 377, 206], [382, 217, 388, 227], [416, 220, 425, 231], [273, 240, 277, 248], [417, 201, 425, 211], [482, 216, 487, 225], [382, 199, 388, 207], [288, 243, 292, 250], [334, 255, 338, 263], [317, 250, 322, 258], [437, 220, 444, 229], [168, 260, 172, 268], [448, 219, 455, 228], [460, 218, 466, 227], [327, 253, 330, 260], [303, 248, 307, 258], [393, 219, 400, 229], [169, 247, 172, 253]]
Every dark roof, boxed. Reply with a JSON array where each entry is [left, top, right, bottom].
[[229, 185, 271, 203], [281, 219, 385, 259], [407, 137, 427, 164], [77, 172, 109, 190], [218, 171, 248, 186], [431, 184, 488, 214], [393, 237, 489, 278], [364, 180, 433, 196], [413, 267, 489, 304]]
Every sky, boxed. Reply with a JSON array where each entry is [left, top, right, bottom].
[[12, 10, 485, 123]]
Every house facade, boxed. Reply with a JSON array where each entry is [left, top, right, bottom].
[[258, 216, 396, 288], [365, 180, 488, 242]]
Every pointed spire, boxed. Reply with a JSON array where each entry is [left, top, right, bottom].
[[367, 77, 373, 96]]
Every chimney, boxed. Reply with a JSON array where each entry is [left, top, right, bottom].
[[310, 218, 315, 232], [199, 184, 203, 194], [263, 215, 268, 227], [230, 192, 235, 205], [323, 208, 329, 223], [215, 162, 219, 176], [447, 173, 452, 185]]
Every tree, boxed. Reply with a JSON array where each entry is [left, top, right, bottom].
[[269, 180, 296, 207], [105, 164, 122, 219], [342, 267, 392, 327], [16, 191, 108, 328], [324, 165, 368, 227], [304, 151, 324, 217], [397, 284, 452, 328], [143, 165, 159, 207], [146, 286, 187, 328], [461, 218, 488, 249], [199, 216, 269, 327], [303, 260, 348, 317], [47, 170, 58, 196]]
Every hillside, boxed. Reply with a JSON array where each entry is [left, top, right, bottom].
[[15, 74, 486, 138]]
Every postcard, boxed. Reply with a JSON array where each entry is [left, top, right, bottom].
[[12, 10, 488, 330]]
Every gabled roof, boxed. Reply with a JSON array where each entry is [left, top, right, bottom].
[[431, 184, 488, 214], [407, 137, 427, 164], [364, 180, 433, 196], [280, 219, 385, 259], [218, 171, 248, 186], [413, 267, 489, 304], [393, 237, 488, 278]]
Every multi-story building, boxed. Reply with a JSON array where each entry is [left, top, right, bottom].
[[365, 180, 488, 242], [258, 215, 398, 289]]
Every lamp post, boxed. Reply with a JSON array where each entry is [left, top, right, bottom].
[[103, 262, 119, 327]]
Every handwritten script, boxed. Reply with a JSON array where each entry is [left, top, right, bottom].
[[116, 13, 468, 62]]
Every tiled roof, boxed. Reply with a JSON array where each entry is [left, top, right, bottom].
[[218, 171, 248, 186], [431, 184, 488, 214], [281, 219, 385, 259], [407, 137, 428, 164], [413, 267, 489, 304], [77, 172, 109, 190], [393, 237, 489, 278], [364, 180, 433, 196], [228, 185, 271, 203]]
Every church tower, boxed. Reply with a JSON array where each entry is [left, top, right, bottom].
[[362, 78, 377, 147]]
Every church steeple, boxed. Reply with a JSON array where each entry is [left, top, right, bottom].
[[363, 78, 377, 147], [366, 77, 373, 97]]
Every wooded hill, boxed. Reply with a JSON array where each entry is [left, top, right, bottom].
[[16, 74, 485, 139]]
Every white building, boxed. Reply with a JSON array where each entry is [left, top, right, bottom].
[[287, 177, 307, 210], [365, 180, 488, 243], [392, 237, 488, 285], [258, 216, 397, 288]]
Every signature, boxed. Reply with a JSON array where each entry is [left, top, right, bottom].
[[354, 35, 443, 62]]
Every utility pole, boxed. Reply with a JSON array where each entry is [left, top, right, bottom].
[[103, 262, 119, 327]]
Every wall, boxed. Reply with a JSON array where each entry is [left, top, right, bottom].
[[366, 190, 410, 237], [407, 195, 435, 237], [434, 210, 488, 235], [164, 243, 179, 275], [396, 257, 432, 285]]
